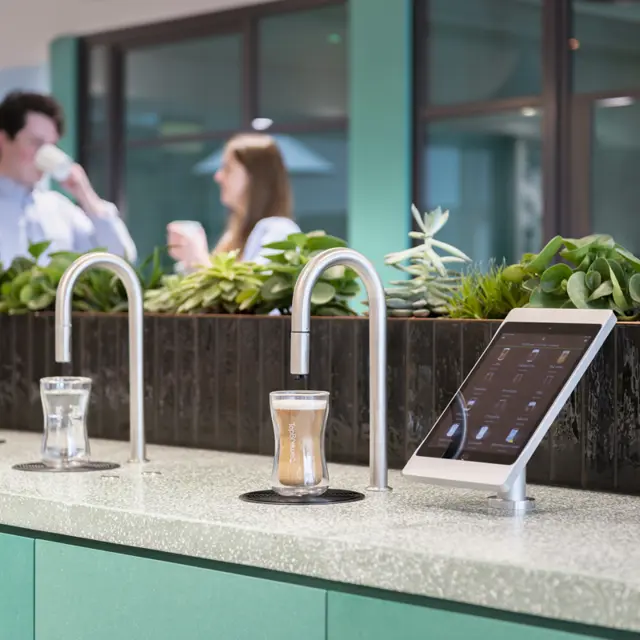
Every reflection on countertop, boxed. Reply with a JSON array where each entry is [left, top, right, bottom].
[[0, 431, 639, 632]]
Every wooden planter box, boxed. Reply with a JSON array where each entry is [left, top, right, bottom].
[[2, 313, 639, 494]]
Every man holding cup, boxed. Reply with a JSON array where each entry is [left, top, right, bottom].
[[0, 91, 136, 266]]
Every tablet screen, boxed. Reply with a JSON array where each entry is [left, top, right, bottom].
[[416, 322, 600, 465]]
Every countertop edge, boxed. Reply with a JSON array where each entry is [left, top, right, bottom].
[[0, 492, 638, 634]]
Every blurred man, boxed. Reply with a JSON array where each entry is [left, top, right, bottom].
[[0, 91, 136, 266]]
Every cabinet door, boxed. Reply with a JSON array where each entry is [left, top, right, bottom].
[[0, 531, 34, 640], [327, 592, 610, 640], [36, 540, 325, 640]]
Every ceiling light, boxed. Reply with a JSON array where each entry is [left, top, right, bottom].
[[597, 96, 635, 108], [251, 117, 273, 131], [521, 107, 538, 117]]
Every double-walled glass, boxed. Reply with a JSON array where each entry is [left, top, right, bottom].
[[40, 377, 92, 468], [270, 390, 329, 496]]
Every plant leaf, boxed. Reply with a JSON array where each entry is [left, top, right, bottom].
[[540, 263, 573, 293], [615, 246, 640, 273], [607, 260, 630, 311], [528, 287, 567, 308], [566, 271, 592, 308], [28, 241, 52, 261], [429, 239, 471, 262], [629, 273, 640, 304], [262, 240, 297, 251], [584, 270, 601, 292], [306, 235, 347, 252], [524, 236, 564, 273], [310, 282, 336, 306], [588, 280, 614, 301]]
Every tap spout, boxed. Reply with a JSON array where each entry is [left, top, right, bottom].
[[55, 252, 147, 463], [290, 248, 389, 491]]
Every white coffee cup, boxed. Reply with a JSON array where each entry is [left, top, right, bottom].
[[35, 144, 74, 182], [169, 220, 205, 237]]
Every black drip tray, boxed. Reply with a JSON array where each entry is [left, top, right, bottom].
[[239, 489, 365, 505], [13, 461, 120, 473]]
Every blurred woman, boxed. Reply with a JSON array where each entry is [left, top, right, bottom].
[[168, 133, 300, 269]]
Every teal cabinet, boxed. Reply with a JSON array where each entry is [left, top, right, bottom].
[[35, 541, 326, 640], [327, 592, 611, 640], [0, 532, 34, 640]]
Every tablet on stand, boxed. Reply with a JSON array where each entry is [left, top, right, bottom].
[[403, 308, 616, 514]]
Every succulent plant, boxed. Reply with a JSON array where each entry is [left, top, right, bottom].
[[382, 205, 471, 317], [503, 234, 640, 318], [259, 231, 360, 316], [447, 261, 530, 319], [144, 251, 263, 314]]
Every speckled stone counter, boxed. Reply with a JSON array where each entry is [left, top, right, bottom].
[[0, 431, 639, 634]]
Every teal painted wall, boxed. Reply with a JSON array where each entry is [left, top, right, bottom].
[[348, 0, 413, 284], [48, 36, 79, 159]]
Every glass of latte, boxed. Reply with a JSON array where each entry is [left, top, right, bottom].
[[269, 390, 330, 496]]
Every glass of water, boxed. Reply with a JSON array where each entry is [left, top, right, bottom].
[[40, 377, 92, 468]]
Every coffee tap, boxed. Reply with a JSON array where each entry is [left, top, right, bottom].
[[290, 248, 390, 491], [54, 252, 147, 463]]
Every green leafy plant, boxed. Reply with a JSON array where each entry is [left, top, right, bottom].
[[259, 231, 360, 316], [503, 234, 640, 318], [144, 251, 263, 314], [0, 242, 77, 314], [73, 246, 166, 313], [0, 242, 166, 315], [447, 261, 530, 319], [383, 206, 470, 317]]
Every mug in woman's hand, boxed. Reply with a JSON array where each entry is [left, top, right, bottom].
[[167, 220, 209, 267]]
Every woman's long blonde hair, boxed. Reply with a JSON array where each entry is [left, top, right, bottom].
[[215, 133, 293, 256]]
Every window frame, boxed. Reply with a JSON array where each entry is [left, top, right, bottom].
[[413, 0, 573, 243], [78, 0, 348, 214]]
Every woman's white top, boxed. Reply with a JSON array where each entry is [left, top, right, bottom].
[[242, 216, 301, 264]]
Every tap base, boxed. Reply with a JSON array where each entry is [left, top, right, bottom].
[[366, 485, 393, 492], [486, 495, 535, 514], [127, 457, 150, 464]]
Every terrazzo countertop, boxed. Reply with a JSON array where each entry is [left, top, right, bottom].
[[0, 432, 639, 632]]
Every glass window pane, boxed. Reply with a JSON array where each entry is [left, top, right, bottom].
[[87, 46, 108, 145], [420, 110, 543, 265], [124, 34, 242, 141], [85, 146, 109, 202], [591, 99, 640, 255], [573, 1, 640, 94], [258, 5, 348, 123], [124, 140, 228, 265], [287, 131, 348, 239], [123, 131, 348, 265], [424, 0, 542, 106]]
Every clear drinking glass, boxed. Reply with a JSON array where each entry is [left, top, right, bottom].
[[270, 390, 330, 497], [40, 377, 92, 468]]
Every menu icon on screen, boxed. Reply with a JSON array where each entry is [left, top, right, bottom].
[[476, 426, 489, 440], [506, 429, 519, 444]]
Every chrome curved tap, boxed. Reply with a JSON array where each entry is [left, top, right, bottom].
[[290, 248, 390, 491], [54, 252, 147, 463]]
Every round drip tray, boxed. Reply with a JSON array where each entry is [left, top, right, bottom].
[[13, 461, 120, 473], [239, 489, 365, 505]]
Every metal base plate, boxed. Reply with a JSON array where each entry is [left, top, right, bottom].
[[487, 495, 536, 514], [239, 489, 365, 505], [13, 461, 120, 473]]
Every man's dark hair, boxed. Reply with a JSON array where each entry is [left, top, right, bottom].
[[0, 91, 65, 139]]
